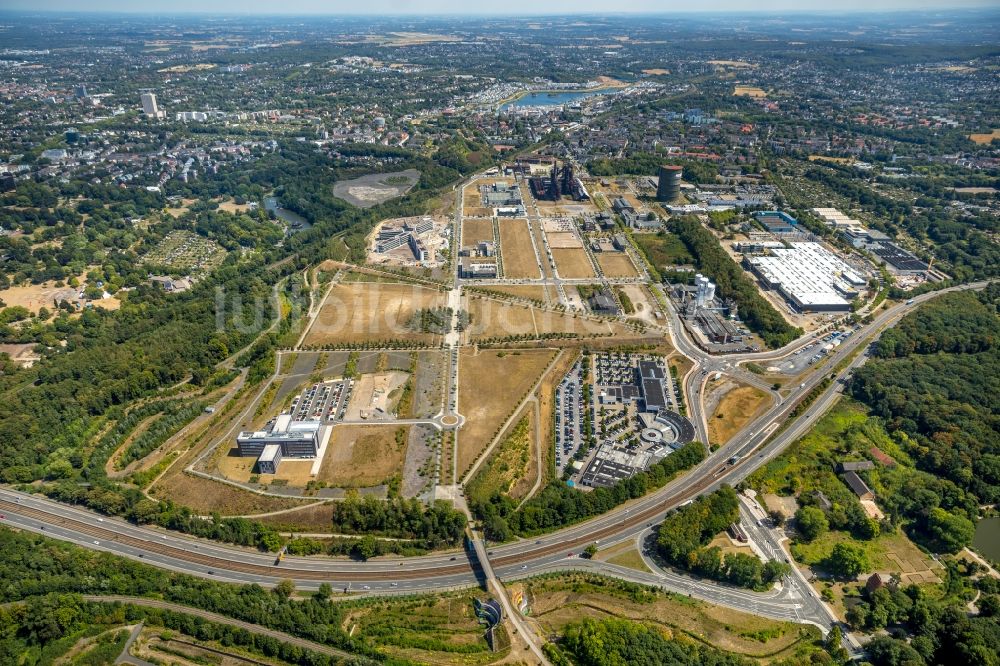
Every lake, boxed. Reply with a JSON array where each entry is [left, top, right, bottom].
[[500, 89, 610, 110], [973, 517, 1000, 561]]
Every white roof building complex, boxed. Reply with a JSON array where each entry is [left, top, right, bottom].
[[746, 242, 867, 312]]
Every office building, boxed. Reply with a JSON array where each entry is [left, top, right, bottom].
[[236, 414, 319, 458], [257, 444, 282, 474], [141, 93, 165, 119], [656, 165, 683, 202]]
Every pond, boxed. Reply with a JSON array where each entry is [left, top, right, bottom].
[[264, 197, 310, 232], [973, 516, 1000, 561], [500, 89, 611, 110]]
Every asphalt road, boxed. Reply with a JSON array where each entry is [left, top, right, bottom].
[[0, 280, 988, 629]]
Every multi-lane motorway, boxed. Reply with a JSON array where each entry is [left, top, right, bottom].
[[0, 281, 988, 646]]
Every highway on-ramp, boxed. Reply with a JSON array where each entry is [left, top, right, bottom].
[[0, 280, 988, 628]]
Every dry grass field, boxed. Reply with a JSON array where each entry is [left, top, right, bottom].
[[256, 502, 337, 532], [318, 425, 410, 488], [498, 219, 541, 278], [552, 248, 596, 278], [707, 384, 773, 446], [304, 282, 446, 346], [545, 231, 583, 249], [457, 348, 555, 476], [595, 252, 638, 277], [968, 129, 1000, 145], [733, 85, 767, 97], [477, 285, 548, 302], [218, 452, 316, 486], [525, 575, 817, 661], [150, 471, 305, 515], [465, 296, 616, 340], [461, 218, 495, 246]]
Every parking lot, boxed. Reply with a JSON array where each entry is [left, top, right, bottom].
[[289, 379, 352, 423], [554, 360, 586, 474]]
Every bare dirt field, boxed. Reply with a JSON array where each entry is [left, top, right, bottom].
[[318, 425, 410, 488], [552, 248, 596, 278], [498, 219, 541, 278], [707, 383, 773, 446], [595, 252, 638, 277], [304, 282, 446, 346], [461, 218, 495, 246], [333, 169, 420, 209], [545, 231, 583, 249], [343, 371, 409, 419], [457, 348, 556, 476]]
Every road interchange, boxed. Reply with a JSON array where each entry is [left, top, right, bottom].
[[0, 279, 988, 645]]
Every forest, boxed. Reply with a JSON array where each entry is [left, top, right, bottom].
[[670, 216, 801, 348], [851, 287, 1000, 522], [548, 617, 753, 666]]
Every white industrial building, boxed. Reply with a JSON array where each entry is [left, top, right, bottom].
[[746, 242, 866, 312], [812, 207, 861, 229]]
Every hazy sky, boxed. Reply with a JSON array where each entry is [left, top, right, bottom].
[[2, 0, 997, 13]]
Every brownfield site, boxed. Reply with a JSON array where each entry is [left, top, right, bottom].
[[551, 248, 596, 278], [457, 348, 556, 476], [595, 252, 639, 277], [498, 219, 541, 278], [707, 383, 773, 446], [461, 218, 495, 246], [317, 425, 410, 488], [304, 282, 446, 346], [464, 296, 617, 340]]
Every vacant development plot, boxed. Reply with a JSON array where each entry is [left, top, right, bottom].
[[475, 285, 549, 303], [304, 282, 446, 346], [551, 248, 596, 278], [461, 218, 495, 246], [633, 232, 694, 271], [318, 425, 410, 488], [595, 252, 639, 277], [498, 219, 540, 278], [458, 348, 555, 477], [707, 383, 772, 446], [465, 296, 615, 340], [466, 411, 535, 504]]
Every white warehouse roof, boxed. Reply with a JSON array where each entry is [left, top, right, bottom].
[[748, 242, 865, 310]]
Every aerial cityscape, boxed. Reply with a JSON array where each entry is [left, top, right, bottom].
[[0, 4, 997, 666]]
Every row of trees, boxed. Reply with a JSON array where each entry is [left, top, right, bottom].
[[473, 441, 705, 541]]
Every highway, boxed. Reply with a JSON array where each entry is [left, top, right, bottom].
[[0, 279, 988, 646]]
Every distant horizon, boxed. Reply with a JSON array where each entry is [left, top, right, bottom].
[[2, 0, 998, 17]]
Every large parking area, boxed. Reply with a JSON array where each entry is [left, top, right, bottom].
[[290, 379, 352, 423], [554, 359, 586, 474]]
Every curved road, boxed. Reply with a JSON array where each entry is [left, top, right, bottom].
[[0, 281, 988, 627]]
